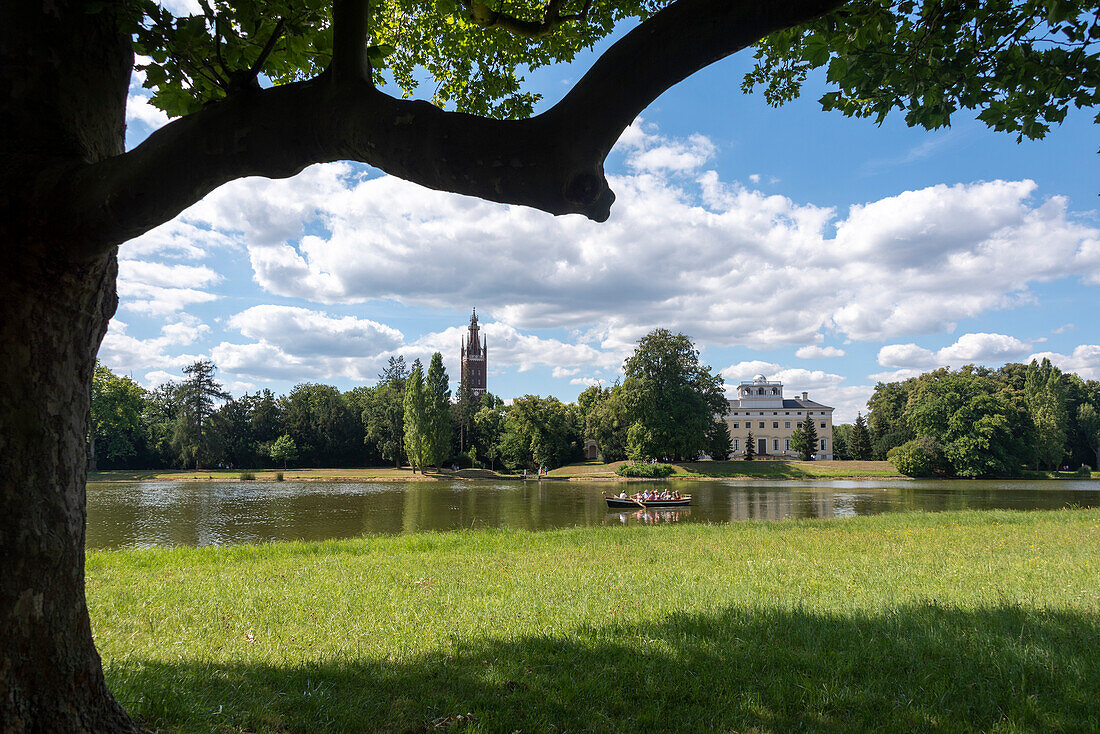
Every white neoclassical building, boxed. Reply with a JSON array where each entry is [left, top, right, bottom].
[[723, 375, 834, 460]]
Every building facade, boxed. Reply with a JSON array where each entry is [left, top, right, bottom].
[[722, 374, 834, 460], [460, 308, 487, 398]]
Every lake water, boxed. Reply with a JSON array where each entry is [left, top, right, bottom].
[[84, 478, 1100, 549]]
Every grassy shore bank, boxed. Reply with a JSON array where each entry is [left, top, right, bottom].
[[88, 509, 1100, 732], [89, 462, 1100, 484], [548, 459, 905, 480], [90, 460, 907, 483]]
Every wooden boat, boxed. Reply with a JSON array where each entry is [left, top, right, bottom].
[[605, 495, 691, 509]]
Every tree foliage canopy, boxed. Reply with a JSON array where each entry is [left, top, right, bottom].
[[619, 329, 726, 461], [865, 361, 1099, 477], [746, 0, 1100, 142], [130, 0, 1100, 137]]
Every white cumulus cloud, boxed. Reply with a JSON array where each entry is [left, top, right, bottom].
[[795, 345, 846, 359], [877, 332, 1032, 372]]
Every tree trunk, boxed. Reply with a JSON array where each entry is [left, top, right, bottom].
[[0, 248, 143, 732], [1, 1, 142, 730]]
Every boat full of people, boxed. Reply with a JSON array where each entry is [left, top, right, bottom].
[[605, 489, 691, 508]]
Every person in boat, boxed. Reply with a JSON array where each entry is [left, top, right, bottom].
[[619, 491, 628, 499]]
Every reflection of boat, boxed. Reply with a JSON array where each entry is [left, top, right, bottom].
[[605, 496, 691, 509]]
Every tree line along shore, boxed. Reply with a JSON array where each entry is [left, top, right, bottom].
[[91, 331, 1100, 481]]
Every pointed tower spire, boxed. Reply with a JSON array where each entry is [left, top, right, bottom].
[[460, 307, 487, 397]]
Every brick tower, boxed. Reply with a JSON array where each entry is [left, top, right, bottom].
[[460, 308, 487, 398]]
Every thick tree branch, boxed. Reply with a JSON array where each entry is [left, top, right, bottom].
[[331, 0, 372, 82], [32, 0, 847, 258], [462, 0, 593, 38]]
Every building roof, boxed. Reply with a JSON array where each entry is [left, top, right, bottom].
[[727, 398, 833, 411]]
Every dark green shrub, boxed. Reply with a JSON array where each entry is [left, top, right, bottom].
[[275, 472, 284, 482], [239, 471, 256, 481], [616, 463, 675, 478], [888, 436, 949, 478]]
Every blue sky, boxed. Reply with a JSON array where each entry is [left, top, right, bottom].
[[108, 13, 1100, 422]]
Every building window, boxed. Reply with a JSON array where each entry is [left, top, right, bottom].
[[773, 412, 778, 415], [796, 411, 802, 416], [820, 438, 827, 451], [732, 422, 739, 429], [759, 421, 765, 429], [733, 438, 740, 451], [785, 421, 790, 428], [773, 439, 779, 451], [785, 439, 790, 451], [820, 421, 826, 429], [772, 422, 779, 429]]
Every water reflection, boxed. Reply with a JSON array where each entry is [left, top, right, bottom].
[[85, 478, 1100, 549]]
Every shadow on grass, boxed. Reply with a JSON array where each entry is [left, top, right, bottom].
[[107, 603, 1099, 733]]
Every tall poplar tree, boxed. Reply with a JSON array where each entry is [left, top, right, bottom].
[[403, 363, 427, 474], [424, 352, 452, 469], [1025, 358, 1068, 469]]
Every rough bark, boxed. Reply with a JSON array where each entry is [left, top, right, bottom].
[[0, 249, 143, 733], [1, 1, 142, 731]]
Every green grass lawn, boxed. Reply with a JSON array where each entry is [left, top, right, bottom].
[[88, 509, 1100, 732]]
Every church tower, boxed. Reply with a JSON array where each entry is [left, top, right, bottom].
[[460, 308, 487, 398]]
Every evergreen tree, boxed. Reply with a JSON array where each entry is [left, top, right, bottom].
[[379, 355, 408, 388], [744, 430, 756, 461], [403, 364, 427, 473], [850, 413, 872, 460], [793, 414, 819, 461], [172, 360, 230, 469], [423, 352, 452, 468]]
